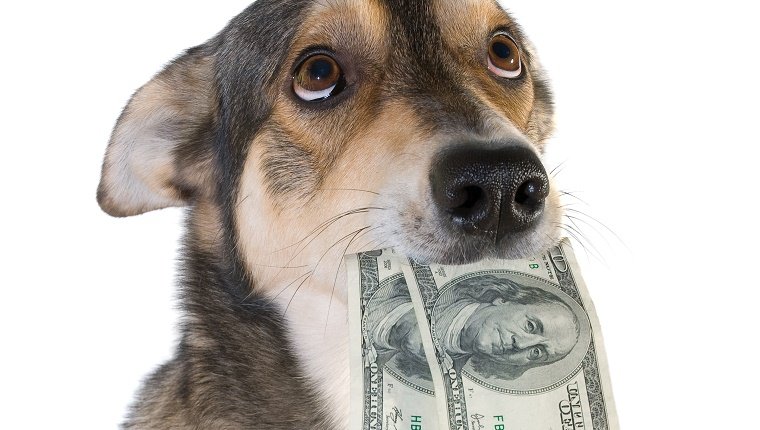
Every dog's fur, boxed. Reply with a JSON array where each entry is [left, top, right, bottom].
[[98, 0, 561, 428]]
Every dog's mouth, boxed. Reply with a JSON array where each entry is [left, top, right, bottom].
[[370, 142, 561, 265]]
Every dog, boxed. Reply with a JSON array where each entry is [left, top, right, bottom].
[[97, 0, 561, 428]]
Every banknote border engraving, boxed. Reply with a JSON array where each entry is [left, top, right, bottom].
[[384, 364, 435, 396], [551, 243, 611, 430], [408, 260, 471, 430], [358, 252, 385, 430]]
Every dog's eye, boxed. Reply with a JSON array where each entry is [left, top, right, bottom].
[[293, 54, 345, 102], [488, 34, 522, 78]]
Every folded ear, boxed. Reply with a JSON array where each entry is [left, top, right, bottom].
[[97, 48, 216, 217]]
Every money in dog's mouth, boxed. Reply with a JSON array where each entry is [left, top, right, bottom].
[[346, 244, 618, 428]]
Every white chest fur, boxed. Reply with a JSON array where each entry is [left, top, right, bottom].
[[275, 286, 351, 429]]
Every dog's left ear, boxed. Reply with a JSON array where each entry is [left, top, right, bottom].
[[97, 49, 216, 217]]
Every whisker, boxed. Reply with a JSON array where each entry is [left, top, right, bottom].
[[247, 263, 310, 269], [544, 232, 560, 248], [283, 272, 314, 315], [564, 207, 628, 249], [235, 193, 252, 208], [558, 223, 605, 264], [353, 231, 388, 252], [559, 190, 589, 206], [345, 226, 382, 257], [352, 226, 388, 252], [325, 226, 374, 334], [267, 207, 385, 282], [549, 160, 569, 178], [312, 227, 370, 278], [563, 221, 604, 261], [557, 224, 593, 262], [356, 236, 390, 256], [284, 226, 370, 315], [564, 214, 611, 248], [274, 207, 386, 254], [398, 152, 424, 161], [264, 270, 312, 305], [281, 208, 380, 269], [316, 188, 380, 195]]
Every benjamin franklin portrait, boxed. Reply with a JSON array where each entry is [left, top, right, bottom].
[[364, 274, 581, 382]]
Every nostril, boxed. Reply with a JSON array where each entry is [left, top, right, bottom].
[[458, 186, 484, 210], [515, 179, 545, 207], [450, 185, 487, 222]]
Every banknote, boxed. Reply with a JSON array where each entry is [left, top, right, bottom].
[[346, 248, 441, 430], [399, 239, 618, 430]]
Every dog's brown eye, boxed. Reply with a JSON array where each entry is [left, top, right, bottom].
[[293, 54, 344, 102], [488, 34, 522, 78]]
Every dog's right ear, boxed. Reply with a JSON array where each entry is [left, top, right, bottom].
[[97, 48, 216, 217]]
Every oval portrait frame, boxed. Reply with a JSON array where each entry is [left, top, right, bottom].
[[433, 270, 592, 394]]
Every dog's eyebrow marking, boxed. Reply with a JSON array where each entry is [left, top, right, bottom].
[[293, 0, 389, 56]]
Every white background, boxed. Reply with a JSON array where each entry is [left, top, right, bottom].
[[1, 1, 758, 428]]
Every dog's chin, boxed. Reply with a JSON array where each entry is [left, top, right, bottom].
[[394, 227, 561, 266]]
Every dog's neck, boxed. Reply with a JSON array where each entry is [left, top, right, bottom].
[[188, 200, 352, 428], [247, 236, 352, 430]]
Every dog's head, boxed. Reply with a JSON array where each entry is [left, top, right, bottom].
[[98, 0, 560, 295]]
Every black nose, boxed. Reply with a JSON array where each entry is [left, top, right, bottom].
[[430, 145, 549, 241]]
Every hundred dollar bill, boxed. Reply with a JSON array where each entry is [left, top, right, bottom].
[[346, 248, 440, 430], [399, 239, 619, 430]]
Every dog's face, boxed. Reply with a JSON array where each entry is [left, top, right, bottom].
[[98, 0, 559, 301]]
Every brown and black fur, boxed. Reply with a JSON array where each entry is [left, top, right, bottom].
[[98, 0, 558, 428]]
